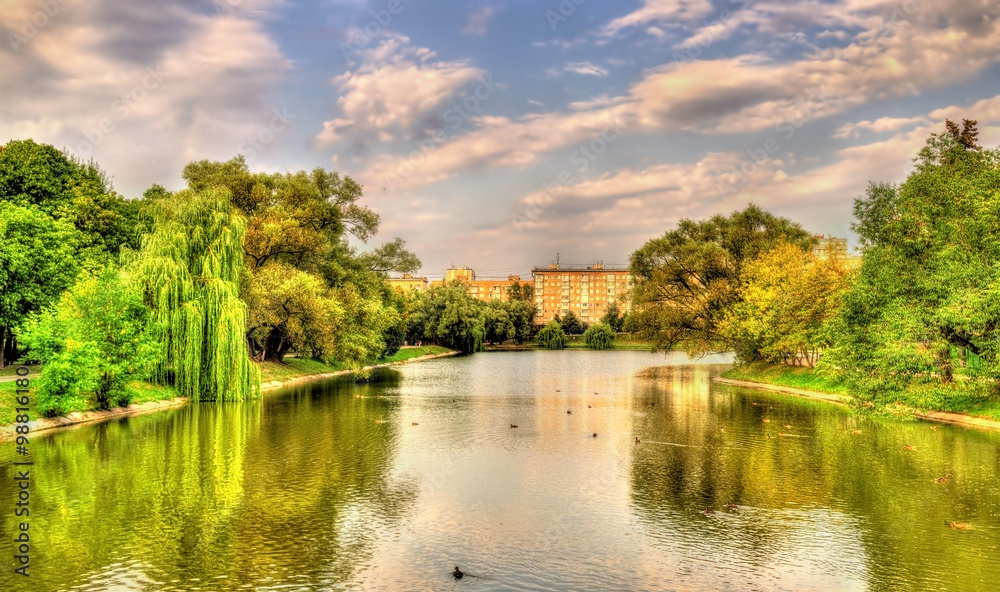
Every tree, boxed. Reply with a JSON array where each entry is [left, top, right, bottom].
[[583, 323, 615, 350], [628, 204, 814, 357], [536, 321, 567, 350], [407, 282, 484, 354], [483, 299, 515, 344], [507, 299, 536, 344], [824, 120, 1000, 404], [507, 282, 534, 302], [359, 237, 421, 275], [720, 242, 848, 366], [21, 267, 159, 415], [601, 302, 624, 332], [560, 310, 587, 335], [0, 203, 80, 368], [125, 187, 259, 401]]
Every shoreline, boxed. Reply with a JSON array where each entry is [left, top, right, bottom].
[[712, 376, 1000, 431], [0, 351, 459, 441]]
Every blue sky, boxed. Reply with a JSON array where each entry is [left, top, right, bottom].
[[3, 0, 1000, 279]]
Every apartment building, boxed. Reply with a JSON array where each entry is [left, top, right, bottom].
[[386, 273, 429, 292], [531, 262, 632, 325], [434, 267, 527, 302]]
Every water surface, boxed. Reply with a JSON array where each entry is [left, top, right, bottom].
[[2, 351, 999, 591]]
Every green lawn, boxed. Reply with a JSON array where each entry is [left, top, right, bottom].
[[721, 362, 852, 395], [258, 345, 452, 384]]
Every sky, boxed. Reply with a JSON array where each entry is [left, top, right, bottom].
[[2, 0, 1000, 280]]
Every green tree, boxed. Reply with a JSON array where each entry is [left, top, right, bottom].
[[483, 299, 515, 344], [21, 267, 159, 415], [507, 299, 537, 344], [0, 203, 81, 367], [720, 242, 848, 366], [629, 204, 814, 357], [125, 187, 259, 401], [825, 119, 1000, 405], [583, 323, 615, 350], [536, 320, 567, 350], [560, 310, 587, 335], [601, 302, 624, 332], [506, 281, 534, 302], [408, 282, 484, 354]]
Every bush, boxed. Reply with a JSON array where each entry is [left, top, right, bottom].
[[21, 267, 159, 415], [584, 323, 615, 350], [536, 321, 567, 350]]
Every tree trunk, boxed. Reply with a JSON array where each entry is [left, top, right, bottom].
[[263, 328, 290, 363], [0, 326, 6, 369]]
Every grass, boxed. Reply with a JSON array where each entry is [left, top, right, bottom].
[[517, 333, 658, 351], [721, 362, 852, 396], [0, 380, 177, 426], [257, 345, 452, 384], [721, 362, 1000, 422]]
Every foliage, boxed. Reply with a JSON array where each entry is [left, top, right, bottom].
[[180, 156, 413, 366], [0, 202, 81, 368], [559, 310, 587, 335], [506, 299, 537, 344], [583, 323, 615, 350], [823, 119, 1000, 406], [406, 282, 484, 354], [600, 302, 625, 333], [720, 242, 849, 366], [125, 187, 259, 401], [483, 299, 515, 344], [628, 204, 814, 357], [536, 320, 567, 350], [506, 282, 534, 302], [21, 268, 159, 415]]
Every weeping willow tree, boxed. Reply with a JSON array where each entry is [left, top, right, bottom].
[[124, 187, 259, 401]]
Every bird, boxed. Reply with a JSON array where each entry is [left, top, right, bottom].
[[412, 422, 419, 426], [567, 410, 572, 414], [936, 476, 950, 483], [946, 521, 972, 530], [592, 433, 598, 438], [931, 426, 938, 431], [851, 429, 862, 435], [904, 445, 916, 451], [704, 507, 715, 515], [635, 437, 641, 444], [783, 424, 792, 429], [452, 566, 464, 579], [763, 418, 770, 423], [587, 405, 592, 408], [724, 502, 738, 510], [556, 389, 561, 392], [511, 424, 518, 428]]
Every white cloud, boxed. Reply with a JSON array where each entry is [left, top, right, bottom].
[[315, 34, 484, 147], [602, 0, 715, 36], [462, 6, 495, 36], [564, 61, 610, 77]]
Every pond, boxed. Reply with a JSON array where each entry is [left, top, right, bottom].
[[2, 351, 999, 591]]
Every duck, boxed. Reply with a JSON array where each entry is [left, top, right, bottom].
[[412, 422, 419, 426], [592, 433, 598, 438], [587, 405, 592, 408], [904, 445, 916, 451], [567, 410, 572, 414], [935, 476, 949, 483], [635, 437, 641, 444], [704, 507, 715, 515], [930, 425, 938, 431], [452, 566, 464, 579], [946, 521, 972, 530], [511, 424, 518, 428], [724, 502, 738, 510]]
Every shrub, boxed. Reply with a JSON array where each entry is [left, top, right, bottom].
[[536, 321, 567, 350], [584, 323, 615, 350]]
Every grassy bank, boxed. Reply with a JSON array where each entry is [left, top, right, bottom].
[[722, 362, 1000, 421], [258, 345, 453, 384], [721, 362, 851, 396], [0, 380, 177, 425]]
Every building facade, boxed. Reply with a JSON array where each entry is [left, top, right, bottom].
[[531, 263, 632, 325], [434, 267, 527, 302], [386, 273, 429, 292]]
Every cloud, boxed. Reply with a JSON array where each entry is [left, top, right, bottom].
[[601, 0, 714, 36], [314, 34, 484, 148], [0, 0, 291, 197], [462, 5, 495, 36], [564, 61, 609, 76], [833, 116, 926, 139]]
